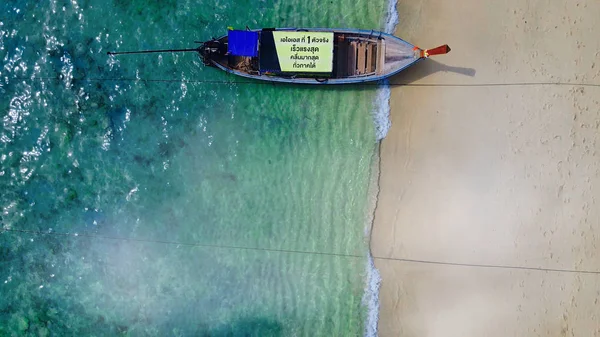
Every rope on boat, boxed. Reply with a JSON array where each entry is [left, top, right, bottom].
[[107, 48, 201, 56]]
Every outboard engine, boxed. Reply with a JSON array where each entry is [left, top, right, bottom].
[[199, 40, 223, 66]]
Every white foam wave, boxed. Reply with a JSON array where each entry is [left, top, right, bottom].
[[371, 81, 392, 141], [363, 253, 382, 337], [370, 0, 398, 142], [362, 143, 383, 337], [384, 0, 400, 35], [364, 2, 399, 336]]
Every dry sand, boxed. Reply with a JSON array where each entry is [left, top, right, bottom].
[[371, 0, 600, 336]]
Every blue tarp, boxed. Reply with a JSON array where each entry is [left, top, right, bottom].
[[227, 30, 259, 57]]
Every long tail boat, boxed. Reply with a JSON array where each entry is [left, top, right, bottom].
[[108, 28, 450, 84]]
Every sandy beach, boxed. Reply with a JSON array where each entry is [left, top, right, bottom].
[[372, 0, 600, 335]]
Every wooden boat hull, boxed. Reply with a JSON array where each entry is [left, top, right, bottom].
[[201, 28, 448, 85]]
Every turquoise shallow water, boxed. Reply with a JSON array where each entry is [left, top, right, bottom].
[[1, 0, 392, 335]]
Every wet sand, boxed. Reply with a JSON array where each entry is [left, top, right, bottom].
[[372, 0, 600, 335]]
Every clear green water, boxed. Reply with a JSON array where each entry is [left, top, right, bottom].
[[1, 0, 391, 335]]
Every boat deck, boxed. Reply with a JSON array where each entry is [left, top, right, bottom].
[[335, 37, 379, 77]]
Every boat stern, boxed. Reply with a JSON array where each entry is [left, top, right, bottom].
[[199, 39, 227, 66]]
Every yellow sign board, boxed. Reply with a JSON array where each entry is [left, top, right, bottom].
[[272, 31, 334, 73]]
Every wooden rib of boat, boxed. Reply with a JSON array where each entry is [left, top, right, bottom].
[[108, 27, 450, 85]]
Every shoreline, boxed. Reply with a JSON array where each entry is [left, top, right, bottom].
[[363, 141, 382, 337], [371, 0, 600, 335], [362, 1, 399, 335]]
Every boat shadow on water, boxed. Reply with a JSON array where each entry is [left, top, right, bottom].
[[389, 59, 476, 84]]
